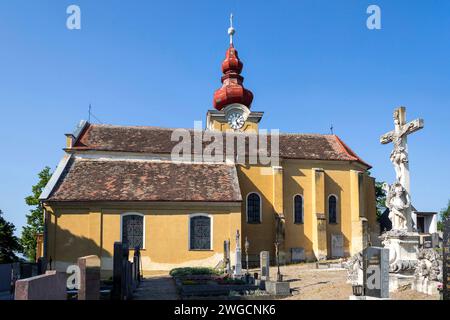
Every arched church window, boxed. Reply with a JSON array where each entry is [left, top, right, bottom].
[[247, 193, 261, 223], [190, 215, 212, 250], [294, 195, 304, 224], [121, 213, 144, 249], [328, 195, 338, 224]]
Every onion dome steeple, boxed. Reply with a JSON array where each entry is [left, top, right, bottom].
[[213, 14, 254, 111]]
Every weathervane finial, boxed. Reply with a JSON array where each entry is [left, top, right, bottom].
[[228, 13, 235, 45]]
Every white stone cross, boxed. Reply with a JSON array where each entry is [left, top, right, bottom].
[[380, 106, 423, 231], [380, 107, 424, 192]]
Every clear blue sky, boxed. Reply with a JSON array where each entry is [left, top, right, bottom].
[[0, 0, 449, 233]]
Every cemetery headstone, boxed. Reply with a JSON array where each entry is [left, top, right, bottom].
[[291, 247, 305, 263], [14, 271, 67, 300], [77, 255, 100, 300], [112, 242, 129, 300], [234, 230, 242, 276], [422, 236, 432, 249], [133, 246, 141, 283], [37, 257, 47, 275], [431, 232, 440, 248], [224, 240, 231, 274], [363, 247, 389, 299], [260, 251, 270, 281], [20, 263, 33, 279], [331, 234, 344, 258], [443, 218, 450, 300]]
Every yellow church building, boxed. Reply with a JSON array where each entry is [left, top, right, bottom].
[[40, 22, 378, 276]]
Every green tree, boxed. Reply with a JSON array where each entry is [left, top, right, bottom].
[[0, 210, 22, 263], [20, 167, 52, 261], [367, 172, 387, 221], [375, 181, 387, 221], [437, 200, 450, 232]]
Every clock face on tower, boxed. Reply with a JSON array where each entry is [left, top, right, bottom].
[[227, 112, 245, 130]]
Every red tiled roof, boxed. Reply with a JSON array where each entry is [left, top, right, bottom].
[[47, 159, 242, 202], [71, 124, 371, 168]]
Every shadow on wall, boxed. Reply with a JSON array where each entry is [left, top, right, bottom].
[[237, 165, 276, 261], [48, 223, 112, 276], [238, 165, 316, 264], [324, 173, 345, 258], [285, 173, 314, 262]]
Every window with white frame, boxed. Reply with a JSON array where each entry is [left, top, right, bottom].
[[294, 195, 304, 224], [328, 195, 338, 224], [122, 214, 144, 249], [190, 215, 211, 250], [247, 193, 261, 223]]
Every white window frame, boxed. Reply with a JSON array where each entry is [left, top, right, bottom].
[[293, 194, 304, 224], [188, 213, 213, 251], [120, 212, 146, 250], [327, 194, 339, 224], [246, 192, 262, 224]]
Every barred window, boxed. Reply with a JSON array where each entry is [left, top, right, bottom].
[[294, 195, 304, 224], [328, 195, 338, 224], [247, 193, 261, 223], [122, 214, 144, 249], [190, 215, 211, 250]]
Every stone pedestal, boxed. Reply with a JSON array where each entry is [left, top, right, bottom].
[[260, 251, 270, 281], [349, 295, 391, 300], [381, 231, 420, 291], [412, 276, 440, 296], [389, 274, 415, 292], [265, 281, 290, 296], [234, 247, 242, 277]]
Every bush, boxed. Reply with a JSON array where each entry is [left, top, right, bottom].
[[169, 267, 221, 277]]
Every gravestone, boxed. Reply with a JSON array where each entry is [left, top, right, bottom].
[[431, 233, 440, 248], [234, 230, 242, 277], [223, 240, 231, 274], [363, 247, 389, 299], [443, 217, 450, 300], [112, 242, 129, 300], [37, 257, 47, 275], [0, 264, 12, 292], [77, 255, 100, 300], [260, 251, 270, 281], [265, 280, 290, 296], [331, 234, 344, 258], [132, 247, 141, 286], [20, 263, 33, 279], [422, 236, 432, 249], [14, 271, 67, 300], [291, 248, 305, 263]]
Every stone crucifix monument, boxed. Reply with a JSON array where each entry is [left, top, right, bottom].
[[380, 106, 424, 231], [234, 230, 243, 277], [379, 106, 424, 290]]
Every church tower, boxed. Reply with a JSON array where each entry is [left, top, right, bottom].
[[206, 14, 263, 132]]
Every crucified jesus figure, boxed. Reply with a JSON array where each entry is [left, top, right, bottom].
[[380, 107, 423, 183]]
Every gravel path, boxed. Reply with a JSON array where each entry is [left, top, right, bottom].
[[133, 263, 439, 300], [261, 263, 439, 300], [133, 276, 179, 300]]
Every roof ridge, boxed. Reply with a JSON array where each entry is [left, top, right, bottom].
[[333, 135, 372, 169], [89, 122, 333, 137]]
